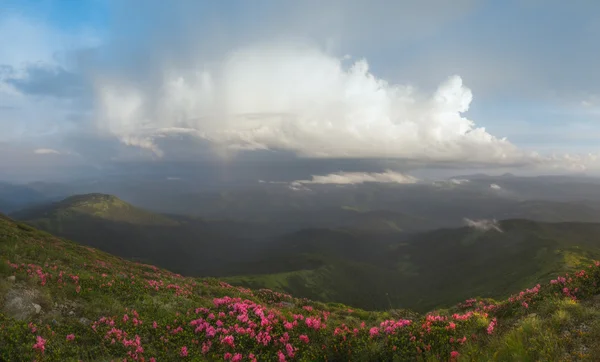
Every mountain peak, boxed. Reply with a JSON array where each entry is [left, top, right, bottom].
[[13, 193, 177, 226], [59, 193, 125, 208]]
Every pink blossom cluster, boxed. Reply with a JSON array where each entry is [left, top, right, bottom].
[[32, 336, 46, 354], [486, 318, 497, 335]]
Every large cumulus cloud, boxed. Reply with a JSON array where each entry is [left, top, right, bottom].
[[94, 43, 522, 164]]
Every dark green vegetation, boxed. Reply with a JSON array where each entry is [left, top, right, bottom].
[[3, 214, 600, 360], [11, 194, 281, 277], [226, 220, 600, 311], [14, 193, 600, 314]]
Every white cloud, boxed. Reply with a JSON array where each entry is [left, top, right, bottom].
[[490, 183, 501, 190], [94, 43, 525, 163], [33, 148, 60, 155], [431, 178, 470, 188], [289, 183, 312, 192], [119, 135, 164, 157], [93, 43, 600, 174], [464, 218, 503, 232], [581, 94, 600, 108], [290, 170, 418, 186]]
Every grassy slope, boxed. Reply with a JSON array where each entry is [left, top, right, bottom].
[[3, 215, 600, 360]]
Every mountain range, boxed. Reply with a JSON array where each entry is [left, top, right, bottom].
[[12, 192, 600, 313]]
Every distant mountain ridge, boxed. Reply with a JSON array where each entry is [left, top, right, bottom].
[[226, 218, 600, 311]]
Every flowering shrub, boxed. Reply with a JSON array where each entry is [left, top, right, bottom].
[[3, 217, 600, 361]]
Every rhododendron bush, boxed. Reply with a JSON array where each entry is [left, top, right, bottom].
[[2, 217, 600, 360]]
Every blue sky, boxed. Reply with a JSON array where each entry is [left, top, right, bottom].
[[1, 0, 600, 181]]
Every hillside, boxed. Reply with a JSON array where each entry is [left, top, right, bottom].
[[226, 220, 600, 311], [10, 194, 278, 277], [3, 215, 600, 360], [11, 193, 179, 226]]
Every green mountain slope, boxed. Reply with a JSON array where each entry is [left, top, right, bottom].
[[4, 215, 600, 360], [226, 220, 600, 312], [10, 194, 279, 277], [11, 193, 179, 226]]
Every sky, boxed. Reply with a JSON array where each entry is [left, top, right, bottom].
[[1, 0, 600, 183]]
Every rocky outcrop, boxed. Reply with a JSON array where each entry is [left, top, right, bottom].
[[3, 288, 43, 321]]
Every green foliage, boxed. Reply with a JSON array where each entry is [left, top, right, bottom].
[[3, 215, 600, 360]]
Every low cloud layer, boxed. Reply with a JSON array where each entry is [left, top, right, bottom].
[[33, 148, 60, 155], [290, 170, 418, 186], [464, 218, 503, 232]]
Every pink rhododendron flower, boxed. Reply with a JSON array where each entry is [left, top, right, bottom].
[[487, 318, 497, 335], [286, 343, 295, 358], [221, 335, 235, 348], [369, 327, 379, 337], [180, 346, 188, 357], [66, 334, 75, 341], [305, 316, 322, 330], [278, 350, 286, 362], [32, 336, 46, 354], [299, 334, 309, 344]]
